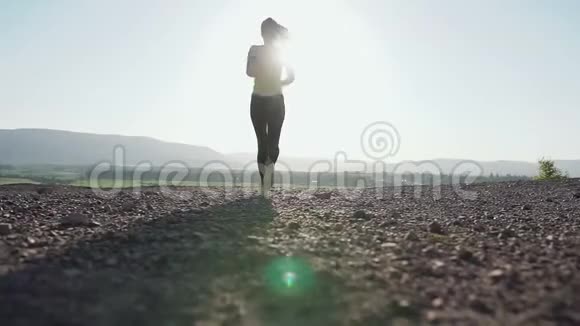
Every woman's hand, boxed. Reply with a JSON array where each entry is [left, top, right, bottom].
[[282, 65, 295, 86]]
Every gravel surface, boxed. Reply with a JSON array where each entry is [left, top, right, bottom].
[[1, 180, 580, 325]]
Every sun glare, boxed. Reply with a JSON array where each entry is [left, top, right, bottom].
[[181, 0, 394, 157], [193, 0, 389, 95]]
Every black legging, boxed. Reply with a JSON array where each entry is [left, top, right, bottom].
[[250, 94, 285, 182]]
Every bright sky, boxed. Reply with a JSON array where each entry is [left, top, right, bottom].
[[1, 0, 579, 162]]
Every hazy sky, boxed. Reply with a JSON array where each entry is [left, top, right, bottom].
[[1, 0, 579, 162]]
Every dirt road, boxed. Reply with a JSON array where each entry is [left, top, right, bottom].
[[1, 180, 580, 325]]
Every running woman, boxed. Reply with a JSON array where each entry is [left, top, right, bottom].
[[246, 18, 295, 196]]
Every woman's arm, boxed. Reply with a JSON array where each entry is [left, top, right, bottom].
[[246, 46, 258, 78], [282, 65, 295, 86]]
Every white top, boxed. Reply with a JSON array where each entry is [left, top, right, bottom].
[[246, 45, 294, 96]]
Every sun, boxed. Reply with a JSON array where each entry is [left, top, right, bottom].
[[186, 0, 393, 147]]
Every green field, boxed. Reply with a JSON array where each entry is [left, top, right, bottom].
[[0, 177, 39, 185], [70, 179, 211, 188], [1, 164, 531, 189]]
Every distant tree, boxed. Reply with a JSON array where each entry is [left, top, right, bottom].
[[535, 157, 567, 181]]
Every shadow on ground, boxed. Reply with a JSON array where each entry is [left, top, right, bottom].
[[0, 197, 345, 326]]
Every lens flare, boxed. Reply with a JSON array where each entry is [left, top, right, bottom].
[[283, 271, 296, 288], [264, 257, 315, 296]]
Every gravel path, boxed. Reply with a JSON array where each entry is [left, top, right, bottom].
[[1, 180, 580, 325]]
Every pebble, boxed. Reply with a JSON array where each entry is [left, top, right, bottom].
[[457, 247, 474, 261], [473, 224, 486, 232], [404, 231, 419, 241], [432, 297, 444, 308], [0, 223, 13, 235], [498, 228, 516, 239], [61, 213, 90, 226], [287, 221, 301, 231], [60, 214, 100, 227], [314, 192, 332, 200], [352, 210, 367, 219], [428, 222, 444, 234], [489, 269, 505, 280]]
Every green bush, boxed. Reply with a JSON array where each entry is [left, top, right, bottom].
[[535, 158, 567, 181]]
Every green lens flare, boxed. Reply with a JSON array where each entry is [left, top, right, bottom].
[[264, 257, 315, 296], [283, 272, 296, 288]]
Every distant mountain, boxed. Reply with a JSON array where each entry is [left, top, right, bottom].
[[226, 154, 580, 177], [0, 129, 227, 167], [1, 129, 578, 177]]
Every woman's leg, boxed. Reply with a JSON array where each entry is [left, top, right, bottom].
[[263, 95, 286, 188], [266, 95, 286, 164], [250, 95, 268, 187]]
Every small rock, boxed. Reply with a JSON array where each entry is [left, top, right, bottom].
[[555, 235, 567, 244], [422, 246, 436, 256], [19, 249, 38, 257], [388, 212, 402, 219], [88, 220, 102, 227], [287, 221, 301, 231], [432, 260, 445, 269], [428, 222, 444, 234], [468, 295, 492, 314], [352, 210, 367, 219], [473, 224, 485, 232], [426, 310, 440, 322], [381, 242, 398, 249], [246, 235, 262, 242], [36, 187, 51, 195], [0, 223, 13, 235], [489, 269, 504, 280], [61, 213, 90, 226], [314, 192, 332, 200], [404, 231, 419, 241], [432, 297, 444, 308], [546, 235, 554, 242], [498, 228, 516, 239], [573, 192, 580, 199], [379, 220, 397, 227], [121, 202, 137, 212], [521, 204, 532, 211], [457, 247, 474, 261], [60, 214, 100, 227]]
